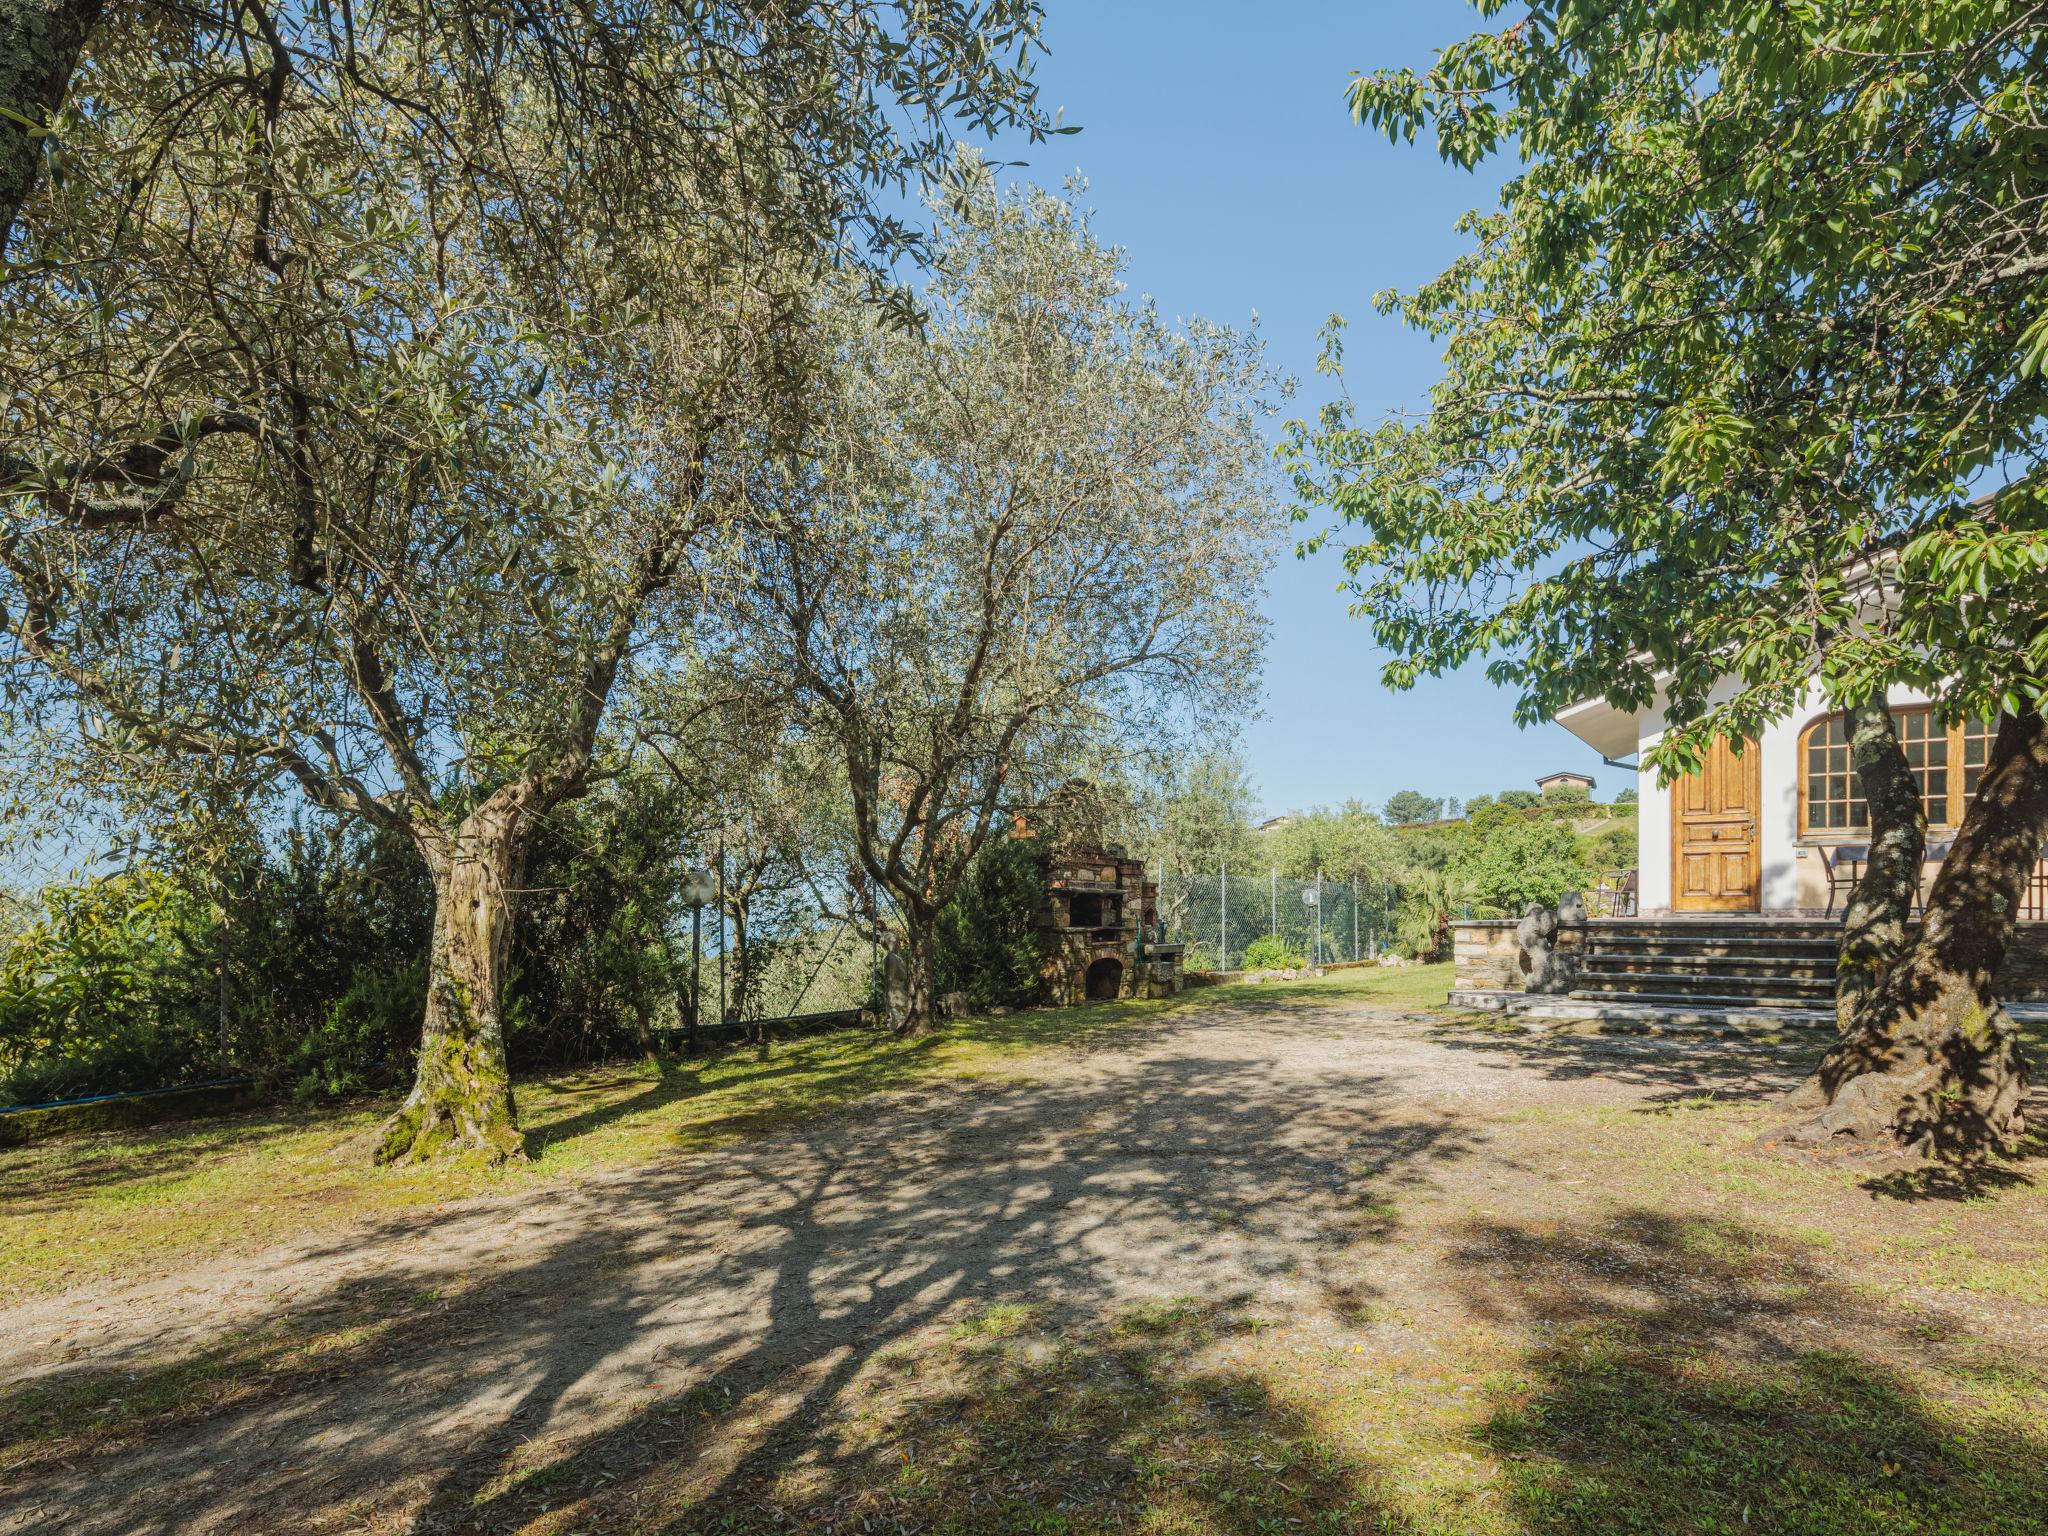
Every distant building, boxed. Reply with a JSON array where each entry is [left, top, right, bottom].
[[1535, 771, 1596, 794], [1257, 815, 1291, 833]]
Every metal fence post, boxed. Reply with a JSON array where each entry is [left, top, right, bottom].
[[718, 839, 731, 1029], [1270, 867, 1276, 937], [1353, 875, 1360, 961], [1220, 864, 1228, 970]]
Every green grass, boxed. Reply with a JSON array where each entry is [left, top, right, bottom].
[[0, 964, 1456, 1297]]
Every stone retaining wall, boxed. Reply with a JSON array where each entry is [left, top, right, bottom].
[[1452, 919, 1586, 992]]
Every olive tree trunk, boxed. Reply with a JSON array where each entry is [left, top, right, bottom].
[[373, 786, 534, 1165], [731, 901, 750, 1021], [895, 909, 939, 1037], [1835, 701, 1926, 1031], [0, 0, 101, 245], [1784, 707, 2048, 1156]]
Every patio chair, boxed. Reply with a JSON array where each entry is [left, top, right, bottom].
[[1819, 843, 1866, 918], [1591, 868, 1637, 917]]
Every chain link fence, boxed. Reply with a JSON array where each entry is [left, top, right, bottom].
[[1159, 870, 1403, 971], [0, 829, 113, 944]]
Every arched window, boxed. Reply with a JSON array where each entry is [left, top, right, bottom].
[[1799, 709, 2001, 835]]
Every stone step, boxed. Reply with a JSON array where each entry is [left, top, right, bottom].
[[1568, 987, 1829, 1011], [1585, 934, 1837, 955], [1589, 918, 1837, 936], [1585, 944, 1836, 965], [1582, 952, 1835, 978], [1571, 971, 1831, 1001]]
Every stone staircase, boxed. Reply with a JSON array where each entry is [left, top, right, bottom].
[[1569, 918, 1836, 1012]]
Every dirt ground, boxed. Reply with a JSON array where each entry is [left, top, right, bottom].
[[4, 991, 2046, 1535]]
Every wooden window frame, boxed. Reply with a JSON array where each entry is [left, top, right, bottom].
[[1798, 708, 1997, 838]]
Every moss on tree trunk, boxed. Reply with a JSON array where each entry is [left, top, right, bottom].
[[1835, 701, 1926, 1032], [1784, 708, 2048, 1157], [373, 788, 531, 1165]]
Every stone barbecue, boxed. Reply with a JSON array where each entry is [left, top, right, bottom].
[[1037, 846, 1185, 1004]]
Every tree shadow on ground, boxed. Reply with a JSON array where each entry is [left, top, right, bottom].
[[514, 1031, 958, 1159], [1423, 1015, 1822, 1105], [1854, 1127, 2046, 1202], [635, 1300, 1423, 1535], [0, 1043, 1474, 1535], [1444, 1208, 2048, 1534], [516, 1059, 702, 1156]]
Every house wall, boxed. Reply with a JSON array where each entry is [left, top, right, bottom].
[[1635, 681, 1937, 916]]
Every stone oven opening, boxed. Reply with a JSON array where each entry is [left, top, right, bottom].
[[1084, 956, 1124, 1001], [1070, 891, 1116, 929]]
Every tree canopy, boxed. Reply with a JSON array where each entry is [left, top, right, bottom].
[[732, 171, 1284, 1030], [1, 3, 1058, 1158], [1286, 0, 2048, 1153], [1382, 790, 1445, 825], [1286, 2, 2048, 774]]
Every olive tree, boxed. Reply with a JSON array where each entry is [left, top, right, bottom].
[[1142, 750, 1262, 939], [1270, 804, 1403, 887], [1287, 2, 2048, 1154], [734, 171, 1285, 1032], [1, 7, 1052, 1160]]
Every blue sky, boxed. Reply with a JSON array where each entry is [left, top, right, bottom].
[[995, 2, 1611, 818]]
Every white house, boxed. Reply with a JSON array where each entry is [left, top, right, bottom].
[[1554, 683, 1999, 917]]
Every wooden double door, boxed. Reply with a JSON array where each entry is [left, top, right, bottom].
[[1671, 736, 1761, 912]]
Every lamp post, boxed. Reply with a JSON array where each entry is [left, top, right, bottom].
[[680, 864, 717, 1055]]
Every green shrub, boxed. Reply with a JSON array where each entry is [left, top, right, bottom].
[[1241, 933, 1308, 971], [935, 839, 1047, 1009], [0, 871, 214, 1107], [1448, 819, 1588, 913], [1578, 820, 1639, 872], [288, 956, 428, 1102]]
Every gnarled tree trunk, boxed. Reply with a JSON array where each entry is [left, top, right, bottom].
[[1835, 701, 1926, 1031], [895, 909, 938, 1037], [1, 0, 102, 246], [1784, 707, 2048, 1157], [374, 785, 534, 1165]]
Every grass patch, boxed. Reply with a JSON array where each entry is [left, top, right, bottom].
[[949, 1301, 1039, 1341]]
